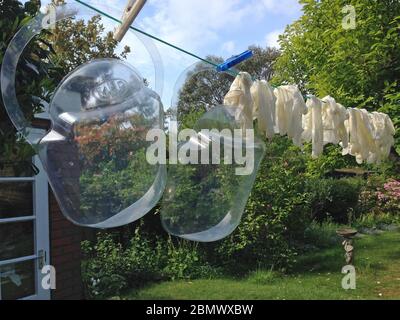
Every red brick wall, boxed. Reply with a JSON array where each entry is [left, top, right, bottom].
[[49, 191, 84, 300]]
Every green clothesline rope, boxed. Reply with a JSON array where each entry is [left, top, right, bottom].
[[73, 0, 240, 77]]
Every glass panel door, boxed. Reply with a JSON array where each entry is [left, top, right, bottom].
[[0, 157, 50, 300]]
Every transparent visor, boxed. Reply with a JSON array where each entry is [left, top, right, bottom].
[[1, 3, 166, 228], [160, 63, 266, 242]]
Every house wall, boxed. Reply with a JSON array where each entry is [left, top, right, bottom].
[[49, 191, 84, 300]]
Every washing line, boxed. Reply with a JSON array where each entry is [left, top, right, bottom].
[[73, 0, 241, 77]]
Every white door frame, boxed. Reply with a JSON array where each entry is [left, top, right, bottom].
[[0, 156, 50, 300]]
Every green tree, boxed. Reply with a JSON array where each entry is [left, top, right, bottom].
[[47, 0, 130, 73], [0, 0, 57, 166], [273, 0, 400, 154]]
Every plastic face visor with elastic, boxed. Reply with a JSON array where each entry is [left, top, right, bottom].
[[0, 4, 166, 228], [160, 63, 266, 242]]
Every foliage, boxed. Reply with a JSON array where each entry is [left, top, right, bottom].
[[81, 225, 219, 299], [0, 0, 57, 164], [163, 239, 219, 281], [79, 150, 156, 221], [247, 269, 281, 285], [47, 1, 131, 73], [378, 180, 400, 213], [305, 177, 363, 223], [74, 114, 148, 168], [273, 0, 400, 153], [211, 136, 310, 273], [81, 233, 129, 297], [357, 177, 400, 219], [161, 160, 247, 236], [303, 144, 358, 178]]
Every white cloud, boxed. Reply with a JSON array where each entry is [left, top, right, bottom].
[[265, 29, 283, 48], [139, 0, 264, 52], [262, 0, 302, 15], [221, 41, 236, 55]]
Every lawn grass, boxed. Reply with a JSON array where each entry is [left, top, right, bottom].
[[119, 230, 400, 300]]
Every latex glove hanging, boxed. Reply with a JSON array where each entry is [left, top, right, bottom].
[[283, 85, 308, 148], [344, 108, 373, 164], [343, 108, 361, 159], [250, 80, 276, 139], [303, 96, 323, 158], [273, 86, 307, 147], [273, 86, 296, 136], [321, 96, 349, 155], [337, 102, 349, 150], [370, 112, 396, 162], [322, 96, 343, 145], [360, 109, 379, 164], [224, 72, 254, 132]]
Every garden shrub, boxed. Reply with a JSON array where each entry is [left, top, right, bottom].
[[81, 233, 129, 298], [81, 223, 219, 298], [209, 137, 312, 273], [304, 144, 358, 178], [82, 225, 168, 299], [163, 239, 220, 280], [356, 176, 400, 227], [306, 177, 364, 223], [376, 180, 400, 214]]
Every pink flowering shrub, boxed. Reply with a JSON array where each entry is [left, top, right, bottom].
[[358, 179, 400, 216], [377, 180, 400, 213]]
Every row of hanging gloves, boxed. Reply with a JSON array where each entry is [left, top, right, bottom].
[[223, 72, 396, 165]]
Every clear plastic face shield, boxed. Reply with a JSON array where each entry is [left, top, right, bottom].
[[161, 63, 266, 242], [1, 3, 166, 228], [1, 2, 265, 241]]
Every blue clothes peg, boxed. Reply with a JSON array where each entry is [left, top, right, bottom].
[[216, 50, 253, 72]]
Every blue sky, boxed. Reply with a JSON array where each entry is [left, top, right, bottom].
[[37, 0, 303, 107]]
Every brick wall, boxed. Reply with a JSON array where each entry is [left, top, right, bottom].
[[49, 191, 84, 300]]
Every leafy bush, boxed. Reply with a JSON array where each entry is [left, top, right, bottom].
[[377, 180, 400, 214], [306, 177, 363, 223], [164, 239, 220, 281], [81, 224, 219, 299], [81, 233, 129, 298], [356, 177, 400, 226], [209, 137, 311, 273]]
